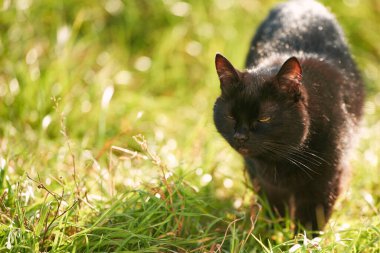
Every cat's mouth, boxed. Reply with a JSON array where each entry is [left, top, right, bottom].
[[237, 147, 250, 155]]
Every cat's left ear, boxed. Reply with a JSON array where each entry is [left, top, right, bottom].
[[276, 57, 303, 101], [277, 57, 302, 83]]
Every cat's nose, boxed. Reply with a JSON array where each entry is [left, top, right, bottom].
[[234, 132, 249, 143]]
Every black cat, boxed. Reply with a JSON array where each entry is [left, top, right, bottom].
[[213, 0, 364, 233]]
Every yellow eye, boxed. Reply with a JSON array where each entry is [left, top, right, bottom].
[[258, 116, 271, 123]]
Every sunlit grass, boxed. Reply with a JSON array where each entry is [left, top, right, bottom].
[[0, 0, 379, 252]]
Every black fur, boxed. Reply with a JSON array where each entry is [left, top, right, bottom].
[[213, 0, 364, 233]]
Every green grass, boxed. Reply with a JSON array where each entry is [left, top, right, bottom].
[[0, 0, 379, 252]]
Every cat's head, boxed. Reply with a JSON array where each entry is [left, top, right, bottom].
[[213, 54, 310, 159]]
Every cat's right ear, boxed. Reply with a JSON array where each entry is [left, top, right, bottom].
[[215, 53, 240, 97]]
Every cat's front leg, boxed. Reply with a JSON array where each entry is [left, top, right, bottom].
[[257, 182, 294, 219], [294, 199, 333, 236]]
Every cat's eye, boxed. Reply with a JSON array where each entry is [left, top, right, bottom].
[[226, 115, 235, 120], [258, 116, 271, 123]]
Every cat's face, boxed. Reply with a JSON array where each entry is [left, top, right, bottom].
[[213, 54, 310, 159]]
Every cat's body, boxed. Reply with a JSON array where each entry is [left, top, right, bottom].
[[213, 0, 364, 232]]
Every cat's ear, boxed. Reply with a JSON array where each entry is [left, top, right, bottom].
[[277, 57, 303, 100], [277, 57, 302, 83], [277, 57, 302, 102], [215, 53, 240, 96]]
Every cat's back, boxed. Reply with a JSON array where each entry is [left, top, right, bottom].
[[246, 0, 351, 68]]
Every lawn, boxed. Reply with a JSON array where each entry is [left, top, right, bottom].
[[0, 0, 379, 252]]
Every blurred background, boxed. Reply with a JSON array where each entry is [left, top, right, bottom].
[[0, 0, 379, 222]]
